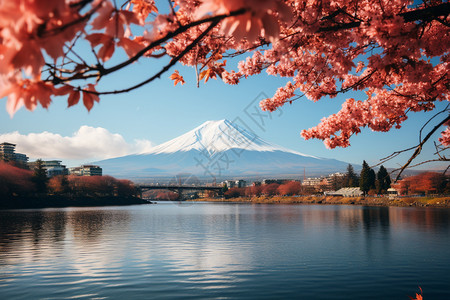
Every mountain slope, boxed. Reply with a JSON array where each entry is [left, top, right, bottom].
[[94, 119, 349, 180]]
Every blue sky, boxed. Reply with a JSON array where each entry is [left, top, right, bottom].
[[0, 49, 448, 172]]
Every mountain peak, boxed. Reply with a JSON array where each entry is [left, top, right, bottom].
[[143, 119, 317, 158], [95, 120, 350, 179]]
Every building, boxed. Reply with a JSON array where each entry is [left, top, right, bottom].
[[325, 187, 363, 197], [0, 142, 16, 162], [222, 179, 247, 189], [28, 160, 68, 177], [387, 188, 399, 198], [262, 179, 290, 185], [0, 142, 29, 166], [302, 176, 335, 192], [69, 165, 102, 176], [235, 179, 246, 188], [302, 177, 323, 187], [223, 180, 235, 189], [14, 153, 29, 165], [43, 160, 68, 177]]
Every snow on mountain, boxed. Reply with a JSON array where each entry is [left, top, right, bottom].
[[94, 119, 349, 180], [144, 119, 317, 157]]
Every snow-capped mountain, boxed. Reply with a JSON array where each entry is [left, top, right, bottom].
[[94, 119, 349, 180]]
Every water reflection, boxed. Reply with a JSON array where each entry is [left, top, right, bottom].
[[1, 205, 449, 265], [0, 204, 449, 299], [388, 206, 450, 232]]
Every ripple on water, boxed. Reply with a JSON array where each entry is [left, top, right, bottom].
[[0, 204, 449, 299]]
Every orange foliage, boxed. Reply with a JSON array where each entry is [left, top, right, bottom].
[[278, 181, 302, 196], [0, 163, 136, 199], [224, 187, 244, 198], [394, 172, 447, 195], [68, 175, 136, 197], [169, 70, 185, 86], [246, 185, 263, 197], [262, 183, 280, 196], [116, 179, 136, 197], [0, 162, 35, 197], [47, 175, 68, 194], [408, 286, 423, 300]]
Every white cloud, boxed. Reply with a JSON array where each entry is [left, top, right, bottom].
[[0, 126, 153, 164]]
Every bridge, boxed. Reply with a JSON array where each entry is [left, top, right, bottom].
[[137, 185, 223, 200]]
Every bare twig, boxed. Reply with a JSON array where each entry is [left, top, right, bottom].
[[393, 113, 450, 181]]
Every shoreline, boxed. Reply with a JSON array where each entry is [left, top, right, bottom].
[[189, 195, 450, 208], [0, 195, 152, 210]]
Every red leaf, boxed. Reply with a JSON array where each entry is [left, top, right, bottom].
[[169, 70, 185, 86], [82, 91, 94, 112], [67, 90, 80, 107]]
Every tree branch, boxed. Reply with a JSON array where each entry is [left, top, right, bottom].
[[394, 113, 450, 182], [54, 8, 247, 83], [92, 20, 220, 95], [102, 9, 247, 76], [318, 2, 450, 32]]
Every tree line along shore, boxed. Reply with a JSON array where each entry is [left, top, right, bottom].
[[0, 161, 148, 209], [2, 160, 449, 209], [192, 195, 450, 208]]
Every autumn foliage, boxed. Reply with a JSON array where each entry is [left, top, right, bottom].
[[224, 181, 302, 198], [408, 286, 423, 300], [278, 181, 302, 196], [0, 0, 448, 160], [0, 162, 35, 197], [393, 172, 449, 195], [51, 175, 137, 197], [0, 163, 137, 199], [224, 187, 245, 198]]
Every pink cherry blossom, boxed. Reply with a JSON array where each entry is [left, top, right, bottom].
[[0, 0, 448, 156]]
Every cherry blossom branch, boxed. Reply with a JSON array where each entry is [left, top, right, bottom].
[[51, 8, 247, 84], [374, 105, 450, 176], [56, 1, 447, 89], [318, 2, 450, 32], [103, 9, 247, 74], [92, 20, 220, 95]]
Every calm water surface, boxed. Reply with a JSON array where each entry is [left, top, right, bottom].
[[0, 202, 449, 299]]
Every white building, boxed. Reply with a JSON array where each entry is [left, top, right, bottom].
[[325, 187, 363, 197], [0, 142, 29, 165], [69, 165, 102, 176], [29, 160, 68, 177], [235, 179, 247, 188], [223, 179, 247, 189]]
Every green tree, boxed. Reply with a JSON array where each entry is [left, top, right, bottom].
[[222, 183, 228, 194], [369, 168, 376, 190], [376, 165, 391, 194], [31, 159, 48, 194], [331, 174, 344, 190], [359, 161, 375, 196], [343, 164, 359, 187]]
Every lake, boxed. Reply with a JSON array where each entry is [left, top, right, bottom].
[[0, 202, 449, 299]]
